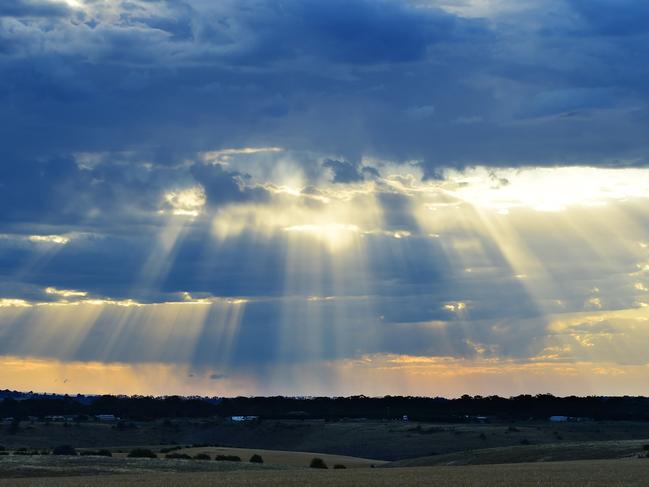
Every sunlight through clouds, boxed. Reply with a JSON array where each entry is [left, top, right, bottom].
[[163, 186, 206, 217], [445, 167, 649, 213], [27, 235, 70, 245], [3, 163, 649, 394], [2, 0, 649, 398]]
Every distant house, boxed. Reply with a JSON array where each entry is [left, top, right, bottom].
[[95, 414, 118, 422], [44, 415, 66, 422], [549, 415, 591, 422], [230, 415, 259, 422], [402, 415, 409, 422], [549, 416, 569, 422]]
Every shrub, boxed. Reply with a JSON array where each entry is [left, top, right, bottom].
[[52, 445, 77, 456], [310, 457, 328, 469], [520, 438, 531, 445], [215, 454, 241, 462], [249, 454, 263, 463], [81, 450, 113, 457], [166, 453, 192, 460], [193, 453, 211, 460], [333, 464, 346, 469], [643, 444, 649, 451], [0, 452, 8, 456], [127, 448, 157, 459]]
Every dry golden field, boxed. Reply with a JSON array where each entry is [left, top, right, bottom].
[[1, 459, 649, 486], [172, 446, 384, 468]]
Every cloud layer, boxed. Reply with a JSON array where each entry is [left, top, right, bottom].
[[1, 0, 649, 395]]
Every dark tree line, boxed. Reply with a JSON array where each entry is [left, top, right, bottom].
[[1, 392, 649, 421]]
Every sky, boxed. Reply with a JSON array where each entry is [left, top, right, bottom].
[[1, 0, 649, 397]]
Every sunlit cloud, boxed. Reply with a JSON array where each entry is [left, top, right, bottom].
[[443, 301, 467, 314], [201, 147, 284, 165], [27, 234, 71, 245], [163, 186, 206, 217], [60, 0, 84, 8], [0, 299, 31, 308], [443, 167, 649, 213], [45, 287, 88, 298]]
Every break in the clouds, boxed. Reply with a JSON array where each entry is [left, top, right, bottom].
[[1, 0, 649, 396]]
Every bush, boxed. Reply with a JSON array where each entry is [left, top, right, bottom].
[[310, 457, 328, 469], [333, 464, 346, 469], [127, 448, 157, 459], [166, 453, 192, 460], [215, 454, 241, 462], [80, 450, 112, 457], [249, 454, 263, 463], [193, 453, 211, 460], [643, 444, 649, 451], [52, 445, 77, 456], [520, 438, 531, 445]]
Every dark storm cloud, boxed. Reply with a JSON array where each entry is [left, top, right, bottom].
[[0, 0, 69, 18], [190, 163, 270, 206], [1, 0, 647, 167], [569, 0, 649, 36]]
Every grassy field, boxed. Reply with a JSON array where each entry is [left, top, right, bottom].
[[387, 438, 649, 467], [4, 419, 649, 460], [1, 459, 649, 486], [0, 454, 281, 479]]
